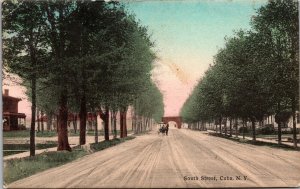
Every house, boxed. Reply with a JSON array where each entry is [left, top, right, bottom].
[[2, 89, 26, 131]]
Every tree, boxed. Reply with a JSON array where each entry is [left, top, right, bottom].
[[3, 0, 48, 156], [251, 0, 299, 146]]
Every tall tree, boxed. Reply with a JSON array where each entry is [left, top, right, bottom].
[[3, 1, 48, 156]]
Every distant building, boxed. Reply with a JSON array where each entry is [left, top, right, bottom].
[[2, 89, 26, 131]]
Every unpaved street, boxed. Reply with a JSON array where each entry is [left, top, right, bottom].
[[8, 127, 300, 188]]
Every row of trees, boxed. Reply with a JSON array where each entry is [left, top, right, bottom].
[[180, 0, 299, 147], [3, 0, 164, 156]]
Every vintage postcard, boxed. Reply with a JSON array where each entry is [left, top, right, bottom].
[[2, 0, 300, 188]]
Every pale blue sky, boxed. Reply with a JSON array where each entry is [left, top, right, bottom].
[[126, 0, 266, 78], [125, 0, 267, 116]]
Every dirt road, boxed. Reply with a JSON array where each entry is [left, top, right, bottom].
[[8, 127, 300, 188]]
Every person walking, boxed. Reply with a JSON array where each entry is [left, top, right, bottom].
[[166, 123, 169, 136]]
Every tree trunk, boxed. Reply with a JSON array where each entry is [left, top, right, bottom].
[[124, 108, 128, 137], [140, 116, 143, 133], [242, 119, 245, 139], [103, 106, 109, 141], [56, 115, 59, 133], [41, 110, 44, 133], [73, 114, 77, 134], [79, 96, 87, 145], [235, 118, 238, 138], [292, 97, 297, 148], [30, 77, 36, 156], [88, 120, 93, 131], [278, 122, 282, 144], [113, 112, 117, 139], [229, 118, 232, 137], [94, 113, 98, 143], [46, 113, 53, 131], [37, 108, 40, 132], [110, 112, 114, 135], [251, 118, 256, 141], [57, 93, 71, 151], [145, 118, 148, 131], [120, 110, 124, 138], [219, 117, 222, 135], [215, 121, 217, 133], [132, 112, 136, 133], [224, 118, 227, 136], [277, 102, 282, 145], [144, 117, 147, 132]]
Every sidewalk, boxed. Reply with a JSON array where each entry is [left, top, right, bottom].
[[205, 130, 297, 147], [3, 134, 123, 161]]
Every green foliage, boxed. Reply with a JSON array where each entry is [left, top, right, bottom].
[[180, 0, 298, 132], [133, 81, 164, 122], [275, 111, 293, 124], [3, 1, 163, 146], [239, 126, 249, 134]]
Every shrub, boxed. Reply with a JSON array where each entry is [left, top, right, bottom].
[[260, 124, 275, 135], [239, 126, 249, 134]]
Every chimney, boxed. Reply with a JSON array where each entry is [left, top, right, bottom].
[[4, 89, 9, 96]]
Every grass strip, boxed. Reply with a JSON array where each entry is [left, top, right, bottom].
[[4, 130, 134, 138], [4, 148, 88, 184], [90, 136, 135, 152], [3, 142, 58, 157], [208, 132, 300, 151], [4, 136, 136, 184], [3, 151, 28, 157], [4, 141, 58, 150]]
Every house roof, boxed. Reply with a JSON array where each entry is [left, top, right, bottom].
[[3, 112, 26, 118], [3, 95, 22, 101]]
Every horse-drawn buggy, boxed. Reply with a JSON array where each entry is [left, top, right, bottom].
[[157, 122, 168, 135]]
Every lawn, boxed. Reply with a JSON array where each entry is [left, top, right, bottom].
[[3, 141, 58, 156], [4, 130, 134, 138], [3, 130, 57, 138], [243, 133, 300, 140], [4, 136, 136, 184], [208, 132, 300, 151], [4, 148, 88, 184], [90, 136, 135, 152]]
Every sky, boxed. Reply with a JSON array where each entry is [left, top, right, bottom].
[[3, 0, 266, 117], [126, 0, 266, 116]]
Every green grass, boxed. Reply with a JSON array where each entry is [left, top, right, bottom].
[[3, 130, 30, 138], [4, 148, 88, 184], [243, 133, 300, 139], [3, 151, 28, 156], [4, 136, 136, 184], [4, 141, 58, 150], [3, 141, 58, 157], [4, 130, 134, 138], [90, 136, 135, 152], [69, 130, 134, 136], [3, 130, 57, 138], [36, 131, 57, 137], [133, 130, 151, 136], [208, 132, 300, 151]]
